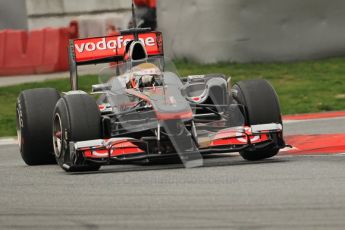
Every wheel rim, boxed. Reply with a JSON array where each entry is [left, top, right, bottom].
[[16, 107, 22, 151], [53, 113, 63, 158]]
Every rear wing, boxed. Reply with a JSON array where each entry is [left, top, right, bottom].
[[68, 31, 163, 90]]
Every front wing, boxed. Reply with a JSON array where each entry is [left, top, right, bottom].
[[69, 123, 283, 164]]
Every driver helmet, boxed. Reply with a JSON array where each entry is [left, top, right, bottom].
[[127, 63, 162, 89]]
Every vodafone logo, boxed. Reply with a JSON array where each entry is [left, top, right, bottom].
[[74, 36, 156, 53]]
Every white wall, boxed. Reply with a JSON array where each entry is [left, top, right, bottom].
[[26, 0, 132, 31], [157, 0, 345, 63], [0, 0, 28, 30]]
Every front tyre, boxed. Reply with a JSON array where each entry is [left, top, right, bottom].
[[233, 79, 283, 161], [16, 88, 60, 165], [53, 93, 101, 172]]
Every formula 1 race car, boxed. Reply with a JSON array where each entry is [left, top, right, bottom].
[[16, 27, 285, 172]]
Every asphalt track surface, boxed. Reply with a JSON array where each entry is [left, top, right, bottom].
[[0, 116, 344, 230]]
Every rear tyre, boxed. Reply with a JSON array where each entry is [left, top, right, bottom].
[[233, 79, 282, 161], [53, 93, 101, 172], [16, 88, 60, 165]]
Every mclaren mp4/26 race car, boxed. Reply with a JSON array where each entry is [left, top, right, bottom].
[[16, 28, 286, 172]]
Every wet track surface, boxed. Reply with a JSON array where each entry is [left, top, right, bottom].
[[0, 116, 344, 229]]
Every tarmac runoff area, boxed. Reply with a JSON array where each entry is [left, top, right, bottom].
[[0, 111, 344, 229], [281, 111, 345, 155]]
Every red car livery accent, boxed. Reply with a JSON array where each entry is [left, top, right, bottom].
[[82, 141, 145, 159], [209, 128, 269, 147]]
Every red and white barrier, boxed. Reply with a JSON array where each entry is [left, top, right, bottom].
[[0, 27, 74, 76]]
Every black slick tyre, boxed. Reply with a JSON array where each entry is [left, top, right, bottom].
[[233, 79, 282, 161], [52, 93, 101, 172], [16, 88, 61, 165]]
